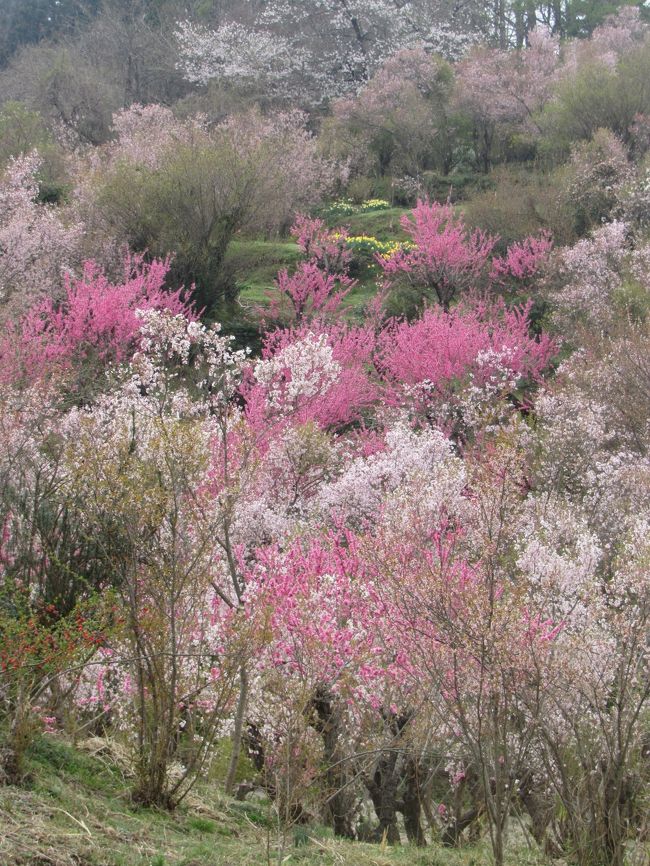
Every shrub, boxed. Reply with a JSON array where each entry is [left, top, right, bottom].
[[90, 107, 339, 315], [561, 128, 631, 235], [463, 166, 574, 249]]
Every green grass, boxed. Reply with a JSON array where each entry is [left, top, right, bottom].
[[227, 209, 410, 318], [332, 207, 411, 241], [0, 736, 547, 866], [227, 237, 382, 318], [226, 239, 302, 307]]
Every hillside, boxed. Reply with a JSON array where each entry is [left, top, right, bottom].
[[1, 738, 546, 866], [1, 4, 650, 866]]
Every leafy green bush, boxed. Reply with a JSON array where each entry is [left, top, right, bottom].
[[463, 166, 575, 250]]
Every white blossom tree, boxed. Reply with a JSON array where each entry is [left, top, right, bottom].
[[176, 0, 482, 104]]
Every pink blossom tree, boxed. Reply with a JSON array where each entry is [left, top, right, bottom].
[[490, 230, 553, 285], [454, 28, 560, 171], [379, 200, 553, 317], [332, 45, 454, 177], [378, 302, 552, 392], [260, 216, 354, 328], [245, 322, 377, 433], [379, 200, 497, 313], [0, 255, 194, 391]]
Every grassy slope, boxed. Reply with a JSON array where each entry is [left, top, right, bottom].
[[0, 737, 546, 866], [229, 208, 412, 317], [338, 207, 411, 241]]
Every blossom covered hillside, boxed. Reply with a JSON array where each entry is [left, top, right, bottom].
[[2, 188, 649, 865], [0, 6, 650, 866]]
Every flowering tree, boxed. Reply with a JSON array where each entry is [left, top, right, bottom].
[[379, 200, 497, 313], [60, 311, 253, 807], [454, 28, 560, 170], [109, 103, 203, 170], [0, 152, 83, 317], [543, 219, 634, 335], [246, 323, 377, 433], [521, 363, 650, 862], [0, 255, 194, 391], [379, 200, 553, 316], [490, 230, 553, 285], [291, 214, 352, 277], [259, 216, 353, 329], [376, 301, 554, 438], [0, 383, 112, 782], [332, 46, 454, 177], [85, 107, 340, 313], [562, 128, 631, 234], [2, 159, 649, 865], [176, 0, 479, 105], [243, 533, 388, 837]]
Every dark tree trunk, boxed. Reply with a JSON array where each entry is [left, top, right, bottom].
[[367, 761, 401, 844], [310, 687, 356, 839], [243, 722, 265, 772], [518, 769, 553, 847], [363, 710, 414, 845], [399, 757, 426, 846]]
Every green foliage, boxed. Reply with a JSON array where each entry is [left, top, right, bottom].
[[345, 176, 375, 204], [0, 102, 50, 163], [226, 239, 302, 305], [613, 276, 650, 321], [562, 0, 645, 38], [540, 40, 650, 155], [97, 141, 250, 314], [27, 737, 129, 798], [463, 166, 575, 249], [417, 171, 495, 204], [0, 0, 100, 67], [228, 801, 274, 828], [0, 101, 68, 201], [328, 208, 412, 240]]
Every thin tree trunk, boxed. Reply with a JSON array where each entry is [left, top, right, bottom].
[[224, 666, 249, 796]]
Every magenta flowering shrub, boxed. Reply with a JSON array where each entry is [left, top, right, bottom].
[[490, 231, 553, 284], [0, 254, 194, 388], [378, 200, 552, 314], [377, 301, 553, 393], [379, 200, 496, 311], [375, 301, 554, 436]]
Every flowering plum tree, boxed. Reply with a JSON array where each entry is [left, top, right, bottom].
[[0, 255, 194, 393], [0, 151, 83, 317], [379, 200, 553, 316], [1, 157, 648, 866], [59, 311, 253, 806], [376, 301, 554, 438], [379, 200, 497, 314], [454, 28, 560, 170]]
